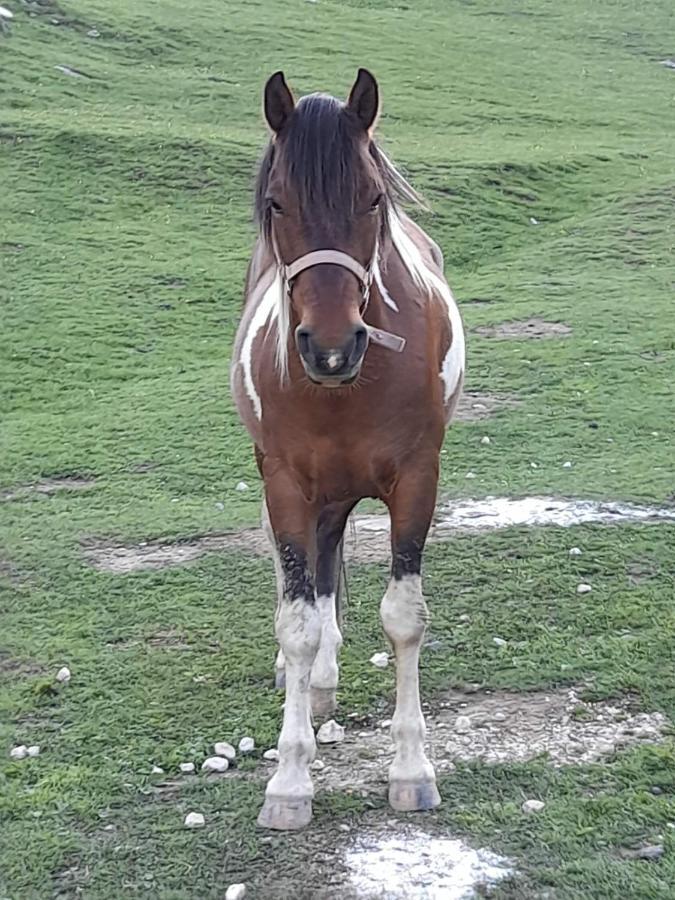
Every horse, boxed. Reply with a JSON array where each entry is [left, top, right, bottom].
[[231, 68, 465, 830]]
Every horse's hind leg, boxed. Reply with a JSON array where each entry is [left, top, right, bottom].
[[310, 501, 354, 717], [257, 468, 320, 830], [262, 499, 286, 688], [381, 461, 441, 812]]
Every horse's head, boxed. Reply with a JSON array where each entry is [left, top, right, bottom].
[[257, 69, 386, 386]]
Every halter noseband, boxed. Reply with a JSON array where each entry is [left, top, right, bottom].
[[278, 247, 406, 353]]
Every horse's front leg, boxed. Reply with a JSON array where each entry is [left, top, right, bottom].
[[381, 460, 441, 812], [310, 500, 354, 717], [257, 467, 321, 830]]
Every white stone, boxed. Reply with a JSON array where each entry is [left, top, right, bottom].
[[465, 471, 477, 479], [235, 481, 249, 492], [27, 745, 41, 757], [455, 716, 472, 733], [225, 885, 246, 900], [179, 762, 195, 774], [214, 741, 236, 760], [480, 436, 491, 445], [0, 6, 14, 20], [55, 666, 71, 683], [238, 737, 255, 753], [184, 811, 205, 828], [370, 651, 389, 668], [317, 719, 345, 744], [522, 799, 545, 814], [530, 461, 538, 468], [87, 27, 100, 37], [201, 756, 228, 773], [310, 758, 325, 771], [493, 637, 508, 647], [380, 719, 393, 729], [339, 823, 351, 833], [10, 745, 28, 760], [562, 461, 573, 468], [569, 547, 582, 556], [151, 765, 164, 774], [529, 217, 539, 225], [263, 748, 279, 761], [577, 583, 592, 594]]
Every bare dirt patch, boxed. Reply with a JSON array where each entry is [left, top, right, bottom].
[[301, 687, 669, 796], [473, 317, 572, 339], [453, 391, 521, 422], [1, 476, 95, 502], [83, 497, 675, 573]]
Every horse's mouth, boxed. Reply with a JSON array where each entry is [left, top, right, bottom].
[[306, 369, 360, 389]]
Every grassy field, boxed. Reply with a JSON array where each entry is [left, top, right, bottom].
[[2, 0, 675, 896]]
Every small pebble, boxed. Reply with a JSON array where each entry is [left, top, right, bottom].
[[370, 651, 389, 668], [317, 720, 345, 744], [458, 613, 471, 623], [465, 471, 477, 479], [562, 461, 573, 468], [55, 666, 71, 683], [634, 844, 664, 860], [202, 756, 229, 773], [494, 712, 507, 722], [310, 758, 325, 771], [27, 745, 40, 757], [151, 765, 164, 775], [380, 719, 393, 729], [493, 637, 507, 647], [480, 436, 491, 445], [235, 481, 249, 492], [214, 741, 236, 760], [10, 745, 28, 760], [339, 823, 351, 833], [225, 884, 247, 900], [179, 762, 195, 774], [263, 748, 279, 761], [455, 716, 471, 733], [184, 811, 205, 829], [238, 737, 255, 753], [529, 217, 539, 225], [522, 799, 545, 814], [87, 27, 100, 37], [569, 547, 582, 556], [577, 583, 592, 594], [650, 786, 663, 796]]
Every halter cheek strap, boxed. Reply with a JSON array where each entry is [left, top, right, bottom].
[[279, 247, 406, 354]]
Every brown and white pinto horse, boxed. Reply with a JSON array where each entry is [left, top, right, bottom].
[[231, 69, 465, 830]]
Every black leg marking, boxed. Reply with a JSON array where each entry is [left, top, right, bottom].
[[278, 541, 314, 604], [392, 536, 424, 580]]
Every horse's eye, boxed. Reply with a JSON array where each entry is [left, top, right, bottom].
[[369, 194, 383, 213], [269, 199, 283, 215]]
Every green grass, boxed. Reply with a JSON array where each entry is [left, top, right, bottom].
[[1, 0, 675, 896]]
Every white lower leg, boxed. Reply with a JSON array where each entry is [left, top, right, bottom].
[[258, 597, 320, 829], [309, 593, 342, 715], [381, 574, 440, 811]]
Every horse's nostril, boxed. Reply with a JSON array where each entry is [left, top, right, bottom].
[[295, 327, 311, 358], [353, 326, 368, 357]]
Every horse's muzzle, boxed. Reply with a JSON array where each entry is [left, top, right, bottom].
[[295, 324, 369, 386]]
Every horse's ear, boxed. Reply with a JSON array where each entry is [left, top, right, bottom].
[[264, 71, 295, 134], [347, 68, 380, 134]]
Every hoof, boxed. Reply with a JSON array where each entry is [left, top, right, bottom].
[[388, 779, 441, 812], [310, 686, 337, 718], [274, 669, 286, 690], [257, 795, 312, 830]]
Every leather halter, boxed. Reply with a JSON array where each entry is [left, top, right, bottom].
[[278, 247, 406, 353]]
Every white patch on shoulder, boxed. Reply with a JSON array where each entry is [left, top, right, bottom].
[[388, 211, 465, 403], [239, 273, 283, 420]]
